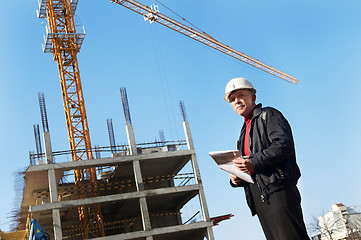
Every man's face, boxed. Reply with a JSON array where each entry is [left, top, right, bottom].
[[229, 89, 256, 117]]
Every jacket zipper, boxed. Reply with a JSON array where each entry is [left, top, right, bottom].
[[249, 117, 265, 203], [254, 175, 265, 203]]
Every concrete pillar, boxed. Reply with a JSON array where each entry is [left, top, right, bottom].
[[126, 124, 137, 155], [43, 132, 53, 164], [192, 154, 215, 240], [52, 208, 62, 240], [183, 121, 215, 240], [183, 121, 194, 150], [133, 159, 152, 232], [43, 132, 62, 240], [126, 124, 153, 239], [133, 160, 144, 192]]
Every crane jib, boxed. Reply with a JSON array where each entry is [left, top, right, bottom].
[[111, 0, 298, 84]]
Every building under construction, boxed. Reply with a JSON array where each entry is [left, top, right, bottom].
[[0, 0, 227, 239], [10, 91, 216, 240]]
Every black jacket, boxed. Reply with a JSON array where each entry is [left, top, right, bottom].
[[232, 104, 301, 215]]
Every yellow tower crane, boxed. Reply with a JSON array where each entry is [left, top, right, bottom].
[[111, 0, 298, 84], [37, 0, 104, 238]]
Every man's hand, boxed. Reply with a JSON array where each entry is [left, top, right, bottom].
[[233, 157, 254, 173], [230, 174, 243, 185]]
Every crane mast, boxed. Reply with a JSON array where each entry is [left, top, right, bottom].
[[37, 0, 104, 238], [111, 0, 298, 84]]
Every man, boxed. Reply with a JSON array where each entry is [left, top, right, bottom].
[[225, 77, 309, 240]]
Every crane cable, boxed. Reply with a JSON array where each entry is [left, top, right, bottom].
[[149, 24, 180, 140], [154, 0, 216, 41]]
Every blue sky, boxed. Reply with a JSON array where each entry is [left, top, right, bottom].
[[1, 0, 361, 239]]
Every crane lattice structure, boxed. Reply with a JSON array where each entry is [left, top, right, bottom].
[[37, 0, 104, 238], [111, 0, 297, 84]]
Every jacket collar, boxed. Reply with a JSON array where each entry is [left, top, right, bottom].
[[252, 103, 263, 118]]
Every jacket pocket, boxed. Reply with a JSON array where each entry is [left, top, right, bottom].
[[258, 168, 283, 187], [275, 168, 287, 182]]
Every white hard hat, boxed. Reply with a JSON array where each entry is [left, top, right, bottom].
[[224, 77, 256, 102]]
